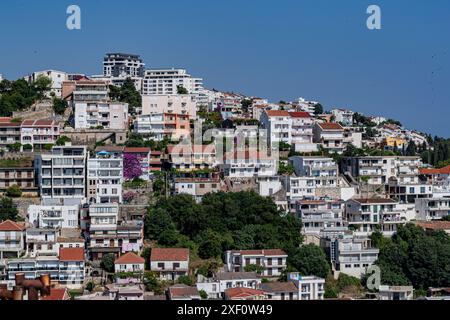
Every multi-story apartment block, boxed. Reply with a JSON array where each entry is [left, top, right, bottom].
[[134, 113, 190, 141], [415, 198, 450, 221], [221, 150, 277, 178], [88, 203, 143, 261], [123, 147, 151, 181], [296, 97, 319, 116], [296, 199, 346, 237], [27, 204, 80, 229], [6, 247, 85, 289], [25, 70, 68, 97], [420, 165, 450, 197], [345, 198, 405, 236], [20, 119, 60, 151], [260, 281, 299, 300], [379, 285, 414, 300], [173, 177, 223, 203], [0, 157, 37, 196], [330, 235, 379, 279], [0, 220, 25, 260], [196, 272, 261, 300], [88, 147, 123, 204], [141, 94, 197, 119], [150, 248, 190, 281], [74, 101, 129, 130], [25, 228, 59, 258], [142, 68, 202, 96], [63, 80, 110, 102], [287, 273, 325, 300], [331, 108, 354, 126], [37, 144, 87, 203], [225, 249, 287, 277], [260, 110, 318, 152], [103, 53, 145, 79], [313, 122, 345, 154], [167, 144, 216, 172], [0, 117, 21, 150]]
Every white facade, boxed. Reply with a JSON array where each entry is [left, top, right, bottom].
[[379, 286, 414, 300], [331, 109, 354, 126], [37, 144, 87, 203], [415, 198, 450, 221], [88, 151, 123, 204], [196, 272, 261, 299], [25, 70, 68, 97], [142, 68, 203, 96], [222, 151, 278, 178], [74, 101, 129, 130], [28, 205, 80, 229], [225, 250, 287, 277], [287, 273, 325, 300], [141, 94, 197, 118]]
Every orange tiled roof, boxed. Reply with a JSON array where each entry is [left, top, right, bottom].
[[150, 248, 189, 262], [0, 220, 25, 231], [225, 287, 265, 299], [420, 165, 450, 175], [40, 288, 69, 301], [265, 110, 290, 117], [59, 248, 84, 261], [318, 122, 344, 130], [115, 252, 145, 265]]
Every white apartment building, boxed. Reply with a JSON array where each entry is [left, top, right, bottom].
[[20, 119, 60, 150], [331, 108, 354, 126], [260, 110, 317, 152], [25, 70, 68, 97], [225, 249, 287, 277], [37, 144, 87, 203], [28, 204, 80, 229], [150, 248, 190, 281], [221, 150, 278, 178], [173, 177, 222, 203], [142, 68, 203, 96], [6, 248, 85, 289], [141, 94, 197, 119], [420, 166, 450, 197], [415, 198, 450, 221], [313, 122, 345, 154], [167, 144, 216, 172], [74, 101, 129, 130], [196, 272, 261, 300], [287, 273, 325, 300], [114, 252, 145, 274], [296, 199, 346, 236], [379, 286, 414, 300], [103, 53, 145, 79], [25, 228, 58, 258], [296, 97, 319, 116], [0, 220, 25, 260], [345, 198, 405, 237], [331, 235, 379, 279], [134, 112, 191, 141], [88, 149, 123, 204]]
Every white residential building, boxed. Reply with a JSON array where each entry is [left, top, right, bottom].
[[225, 249, 287, 277], [313, 122, 345, 154], [415, 198, 450, 221], [142, 68, 203, 96], [287, 273, 325, 300], [37, 144, 88, 203], [88, 148, 123, 204], [74, 101, 129, 130], [379, 286, 414, 300], [196, 272, 261, 299], [345, 198, 405, 236], [331, 235, 379, 279], [296, 97, 319, 116], [20, 119, 61, 150], [0, 220, 25, 260], [331, 108, 354, 126], [27, 204, 80, 229], [150, 248, 190, 281], [114, 252, 145, 274], [222, 150, 278, 178], [141, 94, 197, 118], [25, 70, 68, 97]]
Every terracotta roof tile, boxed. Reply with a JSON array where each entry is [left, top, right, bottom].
[[115, 252, 145, 265], [225, 287, 265, 299], [318, 122, 343, 130], [40, 288, 69, 301], [150, 248, 189, 261], [265, 110, 290, 117], [59, 247, 84, 261], [0, 220, 25, 231]]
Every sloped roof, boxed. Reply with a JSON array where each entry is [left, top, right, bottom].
[[115, 252, 145, 265]]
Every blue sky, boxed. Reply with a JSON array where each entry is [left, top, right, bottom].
[[0, 0, 449, 136]]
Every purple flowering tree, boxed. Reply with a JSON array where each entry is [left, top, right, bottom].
[[123, 191, 136, 203], [123, 153, 143, 180]]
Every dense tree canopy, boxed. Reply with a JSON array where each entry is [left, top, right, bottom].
[[372, 224, 450, 289], [109, 78, 141, 114], [0, 197, 21, 221], [145, 192, 303, 260], [288, 244, 331, 279]]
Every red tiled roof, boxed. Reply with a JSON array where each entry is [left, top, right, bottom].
[[352, 198, 396, 204], [114, 252, 145, 265], [21, 119, 56, 127], [169, 285, 199, 298], [415, 221, 450, 231], [40, 288, 69, 301], [232, 249, 287, 256], [265, 110, 290, 117], [225, 287, 265, 299], [0, 220, 25, 231], [59, 248, 84, 261], [150, 248, 189, 262], [420, 165, 450, 175], [124, 147, 151, 154], [289, 111, 311, 118], [318, 122, 344, 130]]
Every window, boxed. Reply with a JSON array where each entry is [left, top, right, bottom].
[[157, 263, 165, 270]]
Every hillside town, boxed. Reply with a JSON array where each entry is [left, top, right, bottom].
[[1, 53, 450, 301]]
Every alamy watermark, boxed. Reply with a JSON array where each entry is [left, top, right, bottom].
[[66, 5, 81, 30], [367, 5, 382, 30]]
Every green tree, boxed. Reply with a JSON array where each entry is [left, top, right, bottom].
[[177, 85, 189, 94], [244, 264, 265, 275], [288, 244, 331, 278], [177, 275, 195, 286], [314, 104, 324, 115], [7, 143, 22, 153], [109, 78, 141, 114], [32, 75, 52, 99], [53, 97, 68, 115], [199, 289, 208, 300], [6, 185, 22, 198], [0, 197, 21, 221], [100, 253, 116, 273], [56, 136, 71, 146]]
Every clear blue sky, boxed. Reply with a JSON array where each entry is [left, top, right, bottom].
[[1, 0, 449, 136]]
